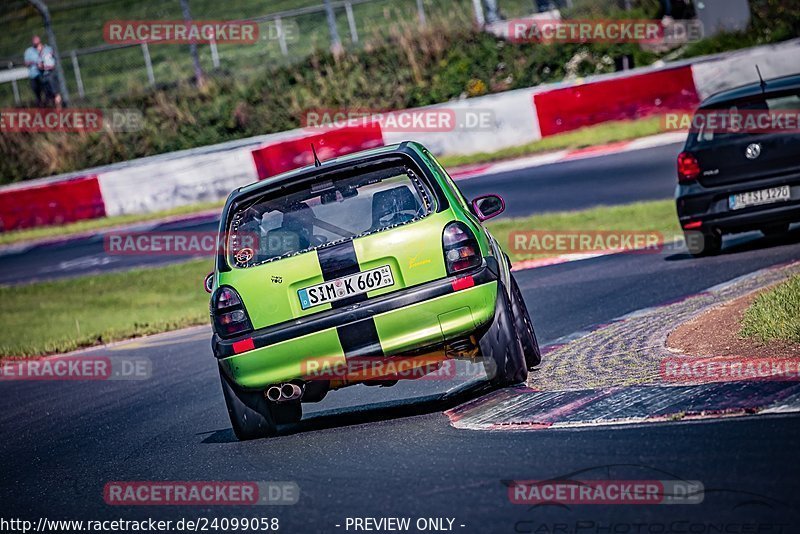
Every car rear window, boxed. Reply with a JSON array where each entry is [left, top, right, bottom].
[[688, 91, 800, 148], [226, 162, 434, 268]]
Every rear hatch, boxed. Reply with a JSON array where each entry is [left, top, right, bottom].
[[218, 156, 450, 331], [687, 91, 800, 188]]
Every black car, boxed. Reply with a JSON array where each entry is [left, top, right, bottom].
[[676, 73, 800, 256]]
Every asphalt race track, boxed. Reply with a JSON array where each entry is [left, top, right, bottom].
[[456, 142, 683, 218], [3, 230, 800, 531], [0, 142, 682, 285], [3, 140, 800, 531]]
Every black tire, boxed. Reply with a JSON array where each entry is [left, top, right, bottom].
[[761, 223, 790, 237], [218, 366, 277, 440], [479, 282, 528, 386], [510, 276, 541, 370], [685, 231, 722, 257]]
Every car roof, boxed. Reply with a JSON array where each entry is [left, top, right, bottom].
[[700, 73, 800, 109], [235, 142, 419, 199]]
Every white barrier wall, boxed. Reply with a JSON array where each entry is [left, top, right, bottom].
[[381, 87, 542, 156], [1, 39, 798, 223], [691, 40, 800, 100], [98, 146, 259, 216]]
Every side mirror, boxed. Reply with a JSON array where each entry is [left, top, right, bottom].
[[203, 272, 214, 294], [471, 194, 505, 221]]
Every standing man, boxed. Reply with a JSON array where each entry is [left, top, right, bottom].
[[24, 35, 44, 107], [35, 37, 62, 109], [661, 0, 674, 23], [484, 0, 501, 23]]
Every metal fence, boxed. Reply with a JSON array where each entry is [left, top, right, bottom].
[[0, 0, 593, 107]]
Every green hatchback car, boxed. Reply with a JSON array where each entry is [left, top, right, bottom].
[[209, 141, 540, 439]]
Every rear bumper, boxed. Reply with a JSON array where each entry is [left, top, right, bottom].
[[214, 260, 499, 389], [676, 176, 800, 235]]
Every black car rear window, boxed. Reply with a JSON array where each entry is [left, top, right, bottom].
[[687, 91, 800, 149], [226, 161, 434, 269]]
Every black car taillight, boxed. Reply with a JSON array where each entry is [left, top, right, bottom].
[[211, 286, 253, 338], [677, 152, 701, 183], [442, 222, 481, 275]]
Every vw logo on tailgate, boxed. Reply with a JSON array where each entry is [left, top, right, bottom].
[[745, 143, 762, 160]]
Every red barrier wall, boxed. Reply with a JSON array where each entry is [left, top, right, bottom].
[[534, 66, 700, 137], [0, 175, 106, 232], [251, 125, 384, 180]]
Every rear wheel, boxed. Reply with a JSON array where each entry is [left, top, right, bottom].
[[510, 276, 541, 370], [218, 366, 277, 440], [685, 231, 722, 257], [479, 283, 528, 386]]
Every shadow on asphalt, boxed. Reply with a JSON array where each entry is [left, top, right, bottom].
[[198, 381, 496, 443], [664, 228, 800, 262]]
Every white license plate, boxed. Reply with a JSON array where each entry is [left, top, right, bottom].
[[298, 265, 394, 310], [729, 185, 791, 210]]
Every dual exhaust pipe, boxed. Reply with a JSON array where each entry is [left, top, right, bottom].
[[266, 382, 303, 403]]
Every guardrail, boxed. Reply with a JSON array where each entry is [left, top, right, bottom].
[[0, 39, 797, 233], [0, 67, 29, 105], [0, 0, 582, 106]]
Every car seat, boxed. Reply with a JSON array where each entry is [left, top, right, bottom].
[[371, 186, 420, 230], [263, 202, 315, 257]]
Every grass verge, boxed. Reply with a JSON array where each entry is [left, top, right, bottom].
[[438, 116, 669, 168], [0, 259, 213, 357], [0, 201, 224, 247], [740, 275, 800, 344], [0, 199, 678, 358], [491, 199, 681, 263], [0, 116, 671, 248]]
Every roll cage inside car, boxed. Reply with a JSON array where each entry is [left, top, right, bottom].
[[215, 145, 452, 273]]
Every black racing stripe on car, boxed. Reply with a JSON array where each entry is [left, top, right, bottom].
[[337, 318, 383, 359], [317, 240, 368, 308], [318, 240, 360, 280], [212, 259, 500, 359]]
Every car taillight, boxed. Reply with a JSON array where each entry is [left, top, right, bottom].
[[442, 222, 481, 275], [678, 152, 701, 183], [211, 286, 253, 338]]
